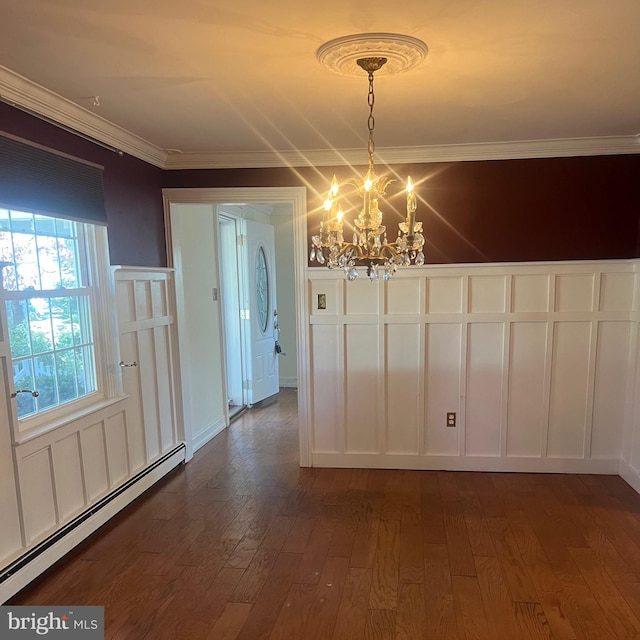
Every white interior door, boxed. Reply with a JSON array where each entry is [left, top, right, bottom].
[[245, 219, 279, 404]]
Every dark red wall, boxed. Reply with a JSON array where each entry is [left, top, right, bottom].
[[1, 102, 166, 267], [164, 155, 640, 264], [3, 99, 639, 266]]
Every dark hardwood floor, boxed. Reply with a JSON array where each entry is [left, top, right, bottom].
[[10, 388, 640, 639]]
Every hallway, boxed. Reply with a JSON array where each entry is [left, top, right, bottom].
[[10, 388, 640, 639]]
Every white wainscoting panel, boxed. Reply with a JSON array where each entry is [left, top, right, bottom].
[[12, 401, 130, 547], [592, 322, 632, 459], [345, 324, 379, 453], [308, 261, 636, 473], [385, 323, 422, 454], [104, 412, 129, 486], [1, 267, 184, 600], [466, 322, 504, 457], [547, 322, 592, 459], [310, 323, 342, 453], [51, 433, 85, 521], [19, 449, 57, 544], [115, 268, 180, 467], [507, 322, 547, 457], [425, 323, 461, 456]]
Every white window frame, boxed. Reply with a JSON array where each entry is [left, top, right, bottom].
[[1, 221, 120, 443]]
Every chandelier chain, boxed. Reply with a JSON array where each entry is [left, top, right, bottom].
[[367, 71, 375, 168]]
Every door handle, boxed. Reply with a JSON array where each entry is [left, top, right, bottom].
[[119, 361, 138, 368]]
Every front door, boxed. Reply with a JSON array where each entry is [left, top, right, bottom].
[[245, 219, 279, 405]]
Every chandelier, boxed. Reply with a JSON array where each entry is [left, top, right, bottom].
[[311, 36, 428, 281]]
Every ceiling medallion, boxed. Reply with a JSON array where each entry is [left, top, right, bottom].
[[316, 33, 428, 77]]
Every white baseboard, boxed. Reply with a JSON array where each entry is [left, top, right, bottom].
[[0, 446, 185, 604], [312, 452, 620, 474], [279, 377, 298, 389], [619, 460, 640, 494], [192, 415, 226, 453]]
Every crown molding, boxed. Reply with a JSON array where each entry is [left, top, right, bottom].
[[163, 135, 640, 170], [0, 66, 167, 168], [1, 65, 638, 172]]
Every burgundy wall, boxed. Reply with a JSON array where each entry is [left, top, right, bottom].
[[1, 102, 166, 267], [3, 98, 638, 266], [164, 155, 640, 264]]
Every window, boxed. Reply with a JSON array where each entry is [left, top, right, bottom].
[[0, 208, 101, 420]]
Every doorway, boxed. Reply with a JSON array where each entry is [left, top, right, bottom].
[[218, 207, 282, 414], [218, 213, 246, 418], [162, 186, 311, 466]]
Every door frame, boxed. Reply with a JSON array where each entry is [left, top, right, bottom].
[[162, 186, 311, 467]]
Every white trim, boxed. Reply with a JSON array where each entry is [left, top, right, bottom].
[[192, 416, 227, 453], [278, 377, 298, 389], [164, 216, 195, 462], [619, 460, 640, 494], [162, 187, 312, 467], [0, 446, 185, 604], [2, 66, 639, 169], [313, 452, 620, 474], [162, 136, 640, 169], [0, 66, 166, 168]]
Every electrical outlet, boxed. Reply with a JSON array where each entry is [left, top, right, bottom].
[[317, 293, 327, 310], [446, 412, 456, 427]]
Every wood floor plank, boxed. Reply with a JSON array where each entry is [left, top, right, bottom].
[[399, 505, 424, 584], [451, 575, 490, 640], [204, 603, 253, 640], [395, 583, 426, 640], [537, 591, 579, 640], [474, 556, 520, 640], [549, 557, 618, 640], [302, 555, 349, 640], [229, 547, 279, 604], [368, 519, 400, 610], [443, 499, 476, 577], [565, 501, 640, 583], [268, 582, 316, 640], [503, 508, 562, 595], [363, 610, 396, 640], [328, 513, 358, 558], [350, 516, 381, 569], [568, 545, 640, 639], [514, 602, 553, 640], [295, 518, 336, 584], [420, 475, 446, 544], [423, 543, 460, 639], [486, 516, 539, 603], [235, 552, 302, 640], [331, 568, 373, 640], [282, 516, 316, 554], [459, 488, 496, 558]]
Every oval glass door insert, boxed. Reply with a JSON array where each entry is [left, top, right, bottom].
[[256, 245, 269, 333]]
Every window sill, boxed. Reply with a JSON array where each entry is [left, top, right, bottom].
[[13, 395, 128, 446]]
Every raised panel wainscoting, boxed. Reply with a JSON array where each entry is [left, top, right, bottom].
[[0, 268, 184, 602], [308, 261, 637, 475]]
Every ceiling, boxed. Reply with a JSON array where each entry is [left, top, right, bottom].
[[1, 0, 639, 168]]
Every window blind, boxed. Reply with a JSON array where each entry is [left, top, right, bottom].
[[0, 133, 107, 225]]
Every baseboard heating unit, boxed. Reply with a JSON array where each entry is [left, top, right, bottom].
[[0, 443, 186, 603]]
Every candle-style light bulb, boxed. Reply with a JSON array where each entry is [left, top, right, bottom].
[[406, 176, 417, 236], [330, 175, 339, 198]]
